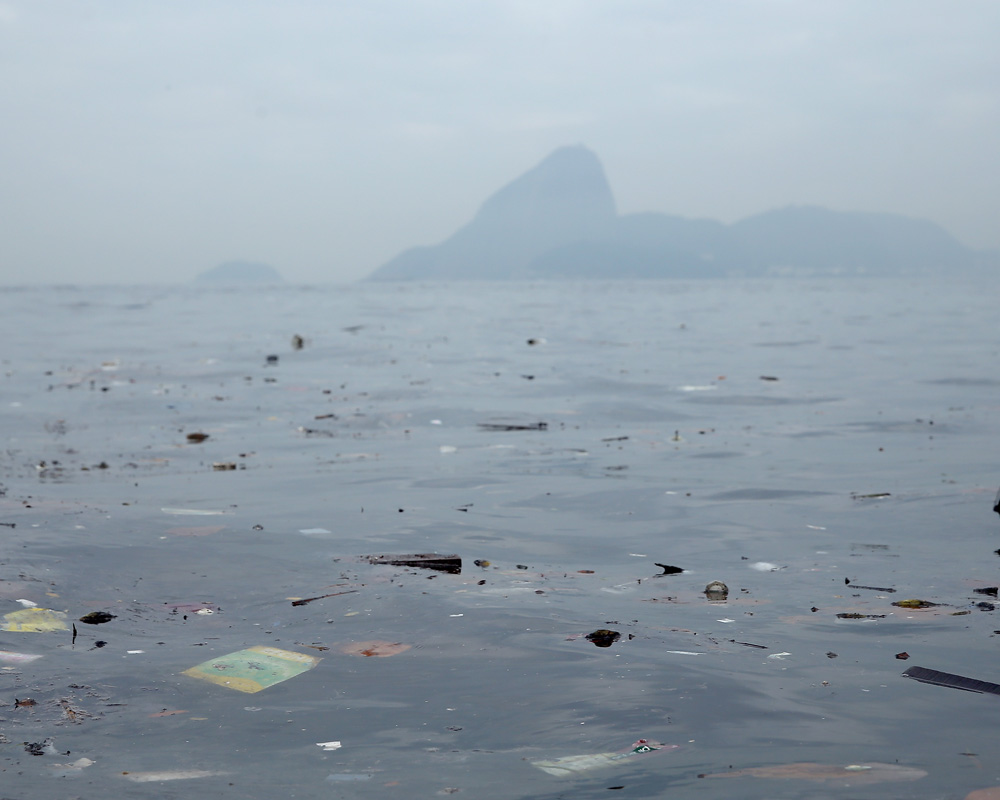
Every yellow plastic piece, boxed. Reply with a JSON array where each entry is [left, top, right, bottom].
[[2, 608, 69, 633]]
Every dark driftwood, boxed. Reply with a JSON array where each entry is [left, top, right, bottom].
[[364, 553, 462, 574]]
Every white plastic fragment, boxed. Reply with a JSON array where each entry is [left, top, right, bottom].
[[439, 445, 457, 454], [666, 650, 702, 656], [15, 599, 37, 607], [750, 562, 782, 572], [194, 608, 214, 615], [299, 528, 331, 535], [161, 508, 227, 516], [716, 618, 735, 623], [767, 652, 792, 660], [316, 741, 342, 751]]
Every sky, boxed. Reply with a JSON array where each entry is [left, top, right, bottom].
[[1, 1, 998, 284]]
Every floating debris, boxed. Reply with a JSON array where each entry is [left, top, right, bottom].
[[477, 422, 548, 432], [892, 599, 940, 609], [704, 581, 729, 601], [532, 739, 676, 777], [2, 608, 69, 633], [845, 580, 896, 593], [186, 432, 209, 443], [316, 741, 342, 751], [183, 646, 320, 693], [903, 666, 1000, 695], [699, 761, 926, 783], [364, 553, 462, 574], [123, 769, 229, 782], [78, 611, 116, 625], [340, 641, 411, 658], [585, 629, 621, 648], [654, 563, 684, 575]]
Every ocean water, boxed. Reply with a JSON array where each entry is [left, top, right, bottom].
[[1, 279, 998, 798]]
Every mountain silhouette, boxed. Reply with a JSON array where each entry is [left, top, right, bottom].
[[367, 147, 992, 280]]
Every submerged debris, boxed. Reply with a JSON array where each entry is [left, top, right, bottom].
[[699, 761, 927, 783]]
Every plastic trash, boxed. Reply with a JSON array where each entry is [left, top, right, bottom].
[[902, 666, 1000, 696], [123, 769, 229, 782], [2, 608, 69, 633], [704, 581, 729, 601], [532, 739, 677, 777], [183, 646, 320, 693]]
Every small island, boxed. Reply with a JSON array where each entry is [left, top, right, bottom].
[[194, 260, 285, 284]]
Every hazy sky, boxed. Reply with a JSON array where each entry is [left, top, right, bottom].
[[2, 1, 997, 284]]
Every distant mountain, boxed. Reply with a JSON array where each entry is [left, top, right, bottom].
[[195, 261, 284, 284], [367, 147, 994, 280], [373, 145, 617, 280]]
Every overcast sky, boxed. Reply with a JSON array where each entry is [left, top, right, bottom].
[[1, 1, 997, 284]]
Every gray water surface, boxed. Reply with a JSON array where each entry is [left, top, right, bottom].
[[1, 279, 998, 798]]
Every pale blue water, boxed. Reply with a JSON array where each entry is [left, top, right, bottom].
[[1, 279, 998, 798]]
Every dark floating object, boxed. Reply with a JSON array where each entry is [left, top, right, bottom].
[[266, 354, 279, 364], [974, 587, 999, 597], [186, 432, 209, 443], [895, 652, 910, 660], [845, 580, 896, 593], [364, 553, 462, 574], [759, 375, 779, 381], [78, 611, 116, 625], [851, 492, 891, 500], [477, 422, 548, 432], [836, 613, 886, 619], [291, 589, 359, 607], [903, 666, 1000, 695], [586, 629, 621, 648], [993, 487, 1000, 515], [654, 563, 684, 575], [291, 334, 304, 350]]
